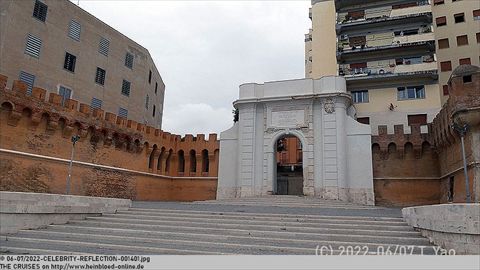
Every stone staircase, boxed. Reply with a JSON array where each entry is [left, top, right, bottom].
[[0, 196, 438, 255]]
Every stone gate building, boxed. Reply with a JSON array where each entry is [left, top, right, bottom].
[[217, 76, 375, 205]]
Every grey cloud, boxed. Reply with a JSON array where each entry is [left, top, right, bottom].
[[73, 0, 310, 135]]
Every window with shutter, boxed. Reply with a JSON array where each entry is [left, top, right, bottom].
[[118, 108, 128, 118], [33, 0, 48, 22], [19, 71, 35, 95], [99, 37, 110, 56], [155, 82, 158, 94], [457, 35, 468, 46], [407, 114, 427, 126], [58, 86, 72, 106], [121, 80, 131, 96], [440, 61, 452, 72], [64, 52, 76, 72], [459, 58, 471, 65], [436, 16, 446, 27], [91, 98, 102, 109], [125, 53, 134, 69], [24, 34, 42, 58], [95, 67, 106, 85], [438, 38, 449, 49], [68, 20, 81, 41]]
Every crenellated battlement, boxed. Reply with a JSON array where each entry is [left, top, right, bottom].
[[371, 123, 432, 160], [431, 66, 480, 148], [0, 74, 219, 178], [0, 75, 218, 147]]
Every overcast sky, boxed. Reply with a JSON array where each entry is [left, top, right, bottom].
[[72, 0, 311, 136]]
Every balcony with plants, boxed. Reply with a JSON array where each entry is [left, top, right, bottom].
[[339, 55, 438, 87], [336, 1, 431, 26], [337, 26, 434, 61]]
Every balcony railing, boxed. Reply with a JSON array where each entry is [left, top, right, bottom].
[[339, 60, 437, 79], [337, 1, 431, 24], [337, 31, 434, 54]]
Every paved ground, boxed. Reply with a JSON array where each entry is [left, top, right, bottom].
[[0, 196, 437, 255]]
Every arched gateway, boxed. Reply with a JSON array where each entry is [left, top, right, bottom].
[[217, 76, 375, 205]]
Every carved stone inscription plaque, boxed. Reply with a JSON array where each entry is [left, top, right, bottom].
[[271, 110, 305, 128]]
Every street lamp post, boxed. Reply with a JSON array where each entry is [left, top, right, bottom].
[[66, 135, 81, 195], [451, 123, 471, 203]]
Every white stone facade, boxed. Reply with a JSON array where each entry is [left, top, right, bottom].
[[217, 76, 375, 205]]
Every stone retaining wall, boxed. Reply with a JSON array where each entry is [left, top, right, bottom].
[[0, 191, 131, 234], [402, 203, 480, 254]]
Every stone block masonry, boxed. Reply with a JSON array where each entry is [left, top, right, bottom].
[[0, 191, 131, 234], [403, 204, 480, 255], [0, 74, 219, 201]]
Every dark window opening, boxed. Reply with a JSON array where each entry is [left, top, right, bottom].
[[125, 53, 134, 69], [63, 52, 76, 72], [454, 13, 465, 23], [459, 58, 471, 66], [152, 105, 156, 117], [442, 85, 449, 96], [357, 117, 370, 125], [121, 80, 131, 96], [33, 0, 48, 22], [95, 67, 106, 85], [392, 2, 417, 9], [148, 70, 152, 84], [463, 75, 472, 83], [155, 82, 158, 94]]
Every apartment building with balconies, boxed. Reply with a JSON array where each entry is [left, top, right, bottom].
[[0, 0, 165, 128], [305, 0, 475, 134], [432, 0, 480, 104]]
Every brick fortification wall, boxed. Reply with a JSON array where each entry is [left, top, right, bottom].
[[373, 65, 480, 206], [0, 74, 219, 201]]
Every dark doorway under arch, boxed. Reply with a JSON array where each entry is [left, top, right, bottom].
[[275, 135, 303, 195]]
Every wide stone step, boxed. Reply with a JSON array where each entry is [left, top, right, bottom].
[[46, 223, 430, 246], [111, 212, 407, 227], [12, 230, 316, 255], [63, 219, 420, 240], [127, 208, 404, 221], [11, 230, 436, 255], [83, 216, 415, 232], [0, 236, 227, 255], [68, 219, 421, 244], [192, 201, 381, 209]]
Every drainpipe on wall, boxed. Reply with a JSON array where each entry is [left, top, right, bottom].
[[451, 123, 471, 203]]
